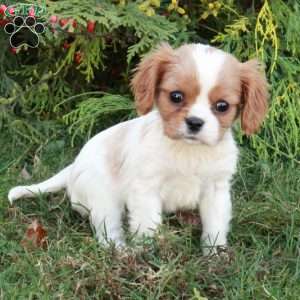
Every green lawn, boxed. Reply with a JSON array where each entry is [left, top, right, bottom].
[[0, 132, 299, 299]]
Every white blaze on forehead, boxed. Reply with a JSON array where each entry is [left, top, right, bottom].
[[192, 44, 227, 94], [187, 44, 227, 117], [183, 44, 227, 145]]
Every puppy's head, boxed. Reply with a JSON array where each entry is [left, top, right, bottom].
[[131, 43, 268, 145]]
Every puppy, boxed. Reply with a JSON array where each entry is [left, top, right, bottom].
[[8, 43, 268, 254]]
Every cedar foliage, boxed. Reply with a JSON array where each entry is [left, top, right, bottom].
[[0, 0, 299, 164]]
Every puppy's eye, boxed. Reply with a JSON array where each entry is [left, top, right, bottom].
[[170, 91, 184, 104], [214, 100, 229, 113]]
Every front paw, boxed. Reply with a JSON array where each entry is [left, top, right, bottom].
[[97, 235, 126, 250]]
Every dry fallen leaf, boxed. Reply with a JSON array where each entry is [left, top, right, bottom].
[[176, 211, 201, 226], [21, 219, 48, 250], [20, 165, 32, 180], [33, 154, 42, 170]]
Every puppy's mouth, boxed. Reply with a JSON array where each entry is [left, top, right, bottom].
[[185, 136, 197, 140], [183, 135, 203, 144], [183, 134, 219, 146]]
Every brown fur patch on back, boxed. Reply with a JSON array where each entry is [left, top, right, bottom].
[[106, 126, 127, 180], [205, 46, 217, 54]]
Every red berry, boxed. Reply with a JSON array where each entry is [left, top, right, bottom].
[[59, 18, 68, 27], [63, 41, 70, 49], [74, 51, 82, 64], [72, 19, 77, 28], [87, 20, 95, 33], [49, 15, 58, 23], [8, 7, 14, 15], [0, 4, 7, 15], [28, 7, 35, 17], [10, 47, 17, 54]]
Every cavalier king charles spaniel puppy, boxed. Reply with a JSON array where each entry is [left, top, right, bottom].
[[8, 43, 268, 255]]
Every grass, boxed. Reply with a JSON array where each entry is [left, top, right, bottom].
[[0, 131, 299, 300]]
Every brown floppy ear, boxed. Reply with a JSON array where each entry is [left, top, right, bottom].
[[131, 43, 175, 115], [240, 59, 269, 135]]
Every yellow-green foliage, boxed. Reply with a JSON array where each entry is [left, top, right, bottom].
[[255, 0, 278, 73], [212, 0, 299, 163]]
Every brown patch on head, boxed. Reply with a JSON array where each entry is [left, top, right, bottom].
[[132, 43, 268, 141], [131, 43, 201, 139], [156, 45, 201, 139], [240, 59, 268, 135], [209, 55, 242, 136], [131, 43, 176, 115], [209, 55, 269, 137]]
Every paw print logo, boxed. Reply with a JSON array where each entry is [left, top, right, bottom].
[[4, 16, 45, 48]]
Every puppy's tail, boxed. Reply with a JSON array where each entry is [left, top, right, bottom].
[[8, 164, 73, 204]]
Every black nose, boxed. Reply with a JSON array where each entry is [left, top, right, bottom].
[[185, 117, 204, 133]]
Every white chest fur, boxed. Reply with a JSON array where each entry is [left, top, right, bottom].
[[158, 139, 237, 212], [117, 112, 238, 213]]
